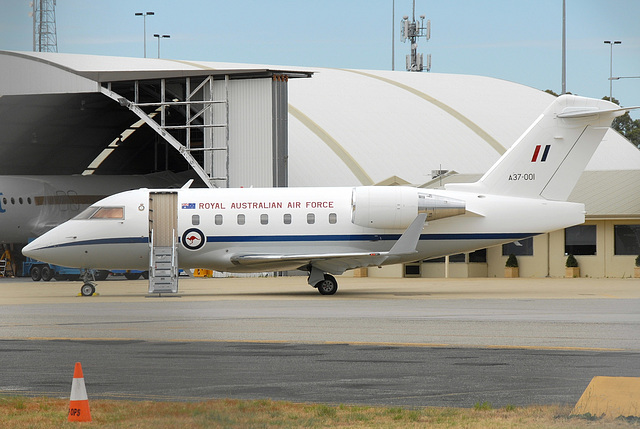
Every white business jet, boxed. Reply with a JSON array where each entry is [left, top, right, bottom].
[[23, 95, 632, 295]]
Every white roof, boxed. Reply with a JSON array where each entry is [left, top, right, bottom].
[[287, 68, 640, 186]]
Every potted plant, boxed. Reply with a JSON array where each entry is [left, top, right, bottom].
[[634, 255, 640, 278], [504, 254, 519, 278], [565, 254, 580, 278]]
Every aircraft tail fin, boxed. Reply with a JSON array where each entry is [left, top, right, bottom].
[[446, 95, 627, 201]]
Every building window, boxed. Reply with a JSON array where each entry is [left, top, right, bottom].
[[565, 225, 596, 255], [237, 214, 245, 225], [192, 215, 200, 226], [469, 249, 487, 263], [260, 214, 269, 225], [215, 214, 223, 225], [424, 256, 445, 263], [283, 213, 292, 225], [307, 213, 315, 224], [404, 263, 421, 277], [449, 253, 466, 263], [329, 213, 337, 224], [502, 237, 534, 256], [614, 225, 640, 255]]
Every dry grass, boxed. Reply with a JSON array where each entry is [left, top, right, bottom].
[[1, 395, 638, 428]]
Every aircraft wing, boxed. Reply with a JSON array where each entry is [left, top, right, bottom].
[[230, 213, 428, 274], [230, 251, 390, 274]]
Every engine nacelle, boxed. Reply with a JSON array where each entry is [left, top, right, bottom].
[[351, 186, 465, 229]]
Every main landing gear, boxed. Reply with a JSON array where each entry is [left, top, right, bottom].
[[313, 273, 338, 295]]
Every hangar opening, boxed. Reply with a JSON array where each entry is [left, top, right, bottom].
[[0, 51, 312, 188]]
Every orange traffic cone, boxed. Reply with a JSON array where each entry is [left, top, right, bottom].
[[68, 362, 92, 422]]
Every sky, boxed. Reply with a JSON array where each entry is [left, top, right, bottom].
[[1, 0, 639, 118]]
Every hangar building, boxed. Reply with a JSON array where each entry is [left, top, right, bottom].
[[1, 50, 639, 278]]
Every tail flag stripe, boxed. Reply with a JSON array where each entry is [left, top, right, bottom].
[[541, 145, 551, 162], [531, 145, 541, 162]]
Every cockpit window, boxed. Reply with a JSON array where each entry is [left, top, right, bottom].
[[73, 207, 100, 220], [92, 207, 124, 219], [73, 206, 124, 220]]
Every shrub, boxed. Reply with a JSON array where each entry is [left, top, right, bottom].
[[505, 254, 518, 268], [565, 254, 578, 268]]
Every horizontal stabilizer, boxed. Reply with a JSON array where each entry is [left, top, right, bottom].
[[557, 105, 640, 119]]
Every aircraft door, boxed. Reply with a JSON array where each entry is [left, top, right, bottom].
[[148, 192, 178, 246]]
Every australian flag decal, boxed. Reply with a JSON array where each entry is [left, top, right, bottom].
[[181, 203, 196, 209]]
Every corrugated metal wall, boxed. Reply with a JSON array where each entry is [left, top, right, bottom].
[[220, 78, 273, 188]]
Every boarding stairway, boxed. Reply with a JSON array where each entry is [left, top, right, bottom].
[[148, 230, 179, 294]]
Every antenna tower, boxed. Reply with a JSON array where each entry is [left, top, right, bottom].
[[32, 0, 58, 52], [401, 0, 430, 72]]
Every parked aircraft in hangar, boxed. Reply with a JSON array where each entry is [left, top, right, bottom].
[[23, 95, 636, 295], [0, 172, 195, 244]]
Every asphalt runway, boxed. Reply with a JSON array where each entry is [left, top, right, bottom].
[[1, 276, 639, 408]]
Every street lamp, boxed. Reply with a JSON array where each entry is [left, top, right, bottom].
[[135, 11, 155, 58], [604, 40, 622, 100], [153, 34, 170, 58]]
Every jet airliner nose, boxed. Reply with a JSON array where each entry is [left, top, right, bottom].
[[22, 236, 46, 260]]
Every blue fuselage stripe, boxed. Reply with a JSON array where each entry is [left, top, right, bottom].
[[37, 232, 537, 250], [205, 232, 536, 243]]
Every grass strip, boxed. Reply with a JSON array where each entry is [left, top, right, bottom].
[[1, 395, 636, 428]]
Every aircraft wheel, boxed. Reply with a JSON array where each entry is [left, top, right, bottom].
[[141, 271, 149, 280], [316, 274, 338, 295], [124, 272, 141, 280], [41, 266, 54, 282], [81, 283, 95, 297], [30, 266, 42, 281]]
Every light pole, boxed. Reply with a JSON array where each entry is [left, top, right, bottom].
[[135, 11, 155, 58], [604, 40, 621, 100], [154, 34, 170, 58]]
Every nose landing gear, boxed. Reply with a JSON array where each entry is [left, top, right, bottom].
[[80, 269, 98, 297]]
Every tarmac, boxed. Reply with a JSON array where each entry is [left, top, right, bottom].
[[2, 275, 640, 304], [1, 275, 639, 407]]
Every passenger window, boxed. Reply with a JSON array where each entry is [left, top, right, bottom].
[[18, 197, 23, 204], [27, 197, 32, 204], [10, 197, 15, 205], [260, 214, 269, 225], [237, 214, 245, 225], [67, 191, 79, 211], [192, 215, 200, 226], [56, 190, 67, 211], [215, 214, 223, 225], [307, 213, 315, 224], [329, 213, 337, 224], [91, 207, 124, 219], [283, 213, 292, 224]]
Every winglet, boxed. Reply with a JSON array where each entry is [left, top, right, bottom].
[[388, 213, 428, 256]]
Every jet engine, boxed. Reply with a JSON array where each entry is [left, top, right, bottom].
[[351, 186, 465, 229]]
